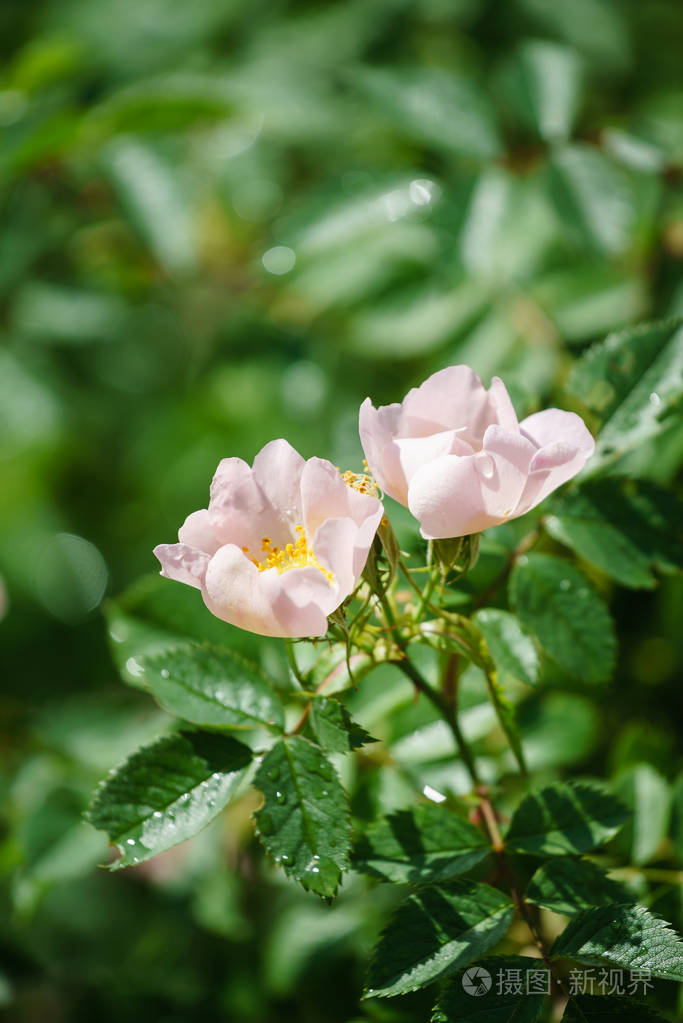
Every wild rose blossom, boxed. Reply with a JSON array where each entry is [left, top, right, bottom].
[[154, 439, 383, 638], [359, 365, 594, 539]]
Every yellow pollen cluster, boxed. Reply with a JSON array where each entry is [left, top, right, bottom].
[[242, 526, 334, 583], [340, 462, 379, 497]]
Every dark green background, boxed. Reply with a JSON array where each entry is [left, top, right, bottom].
[[1, 1, 682, 1020]]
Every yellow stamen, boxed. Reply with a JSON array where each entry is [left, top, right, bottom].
[[341, 468, 379, 497], [242, 525, 334, 583]]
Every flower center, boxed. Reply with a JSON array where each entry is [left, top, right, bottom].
[[341, 461, 379, 497], [242, 526, 334, 583]]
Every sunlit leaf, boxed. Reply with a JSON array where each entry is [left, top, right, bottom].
[[87, 731, 252, 868]]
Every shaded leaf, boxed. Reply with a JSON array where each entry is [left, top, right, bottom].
[[526, 858, 630, 916], [364, 880, 514, 998], [568, 317, 683, 473], [499, 40, 583, 142], [101, 136, 198, 275], [353, 804, 490, 885], [671, 771, 683, 865], [309, 697, 377, 754], [431, 956, 548, 1022], [545, 479, 683, 588], [254, 736, 351, 898], [509, 554, 616, 685], [506, 781, 628, 856], [141, 642, 284, 732], [562, 996, 670, 1022], [552, 904, 683, 981], [87, 731, 252, 868]]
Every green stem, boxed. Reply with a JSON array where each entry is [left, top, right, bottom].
[[376, 589, 481, 788]]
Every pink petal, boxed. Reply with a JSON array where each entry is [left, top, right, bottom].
[[312, 516, 367, 594], [209, 452, 292, 550], [402, 365, 495, 446], [203, 544, 333, 637], [301, 457, 383, 534], [407, 426, 535, 538], [209, 457, 252, 508], [178, 509, 220, 555], [251, 438, 305, 523], [359, 398, 406, 500], [394, 430, 473, 486], [488, 376, 519, 432], [519, 409, 595, 456], [154, 543, 210, 590], [514, 443, 591, 517]]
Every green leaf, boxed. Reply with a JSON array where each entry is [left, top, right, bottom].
[[87, 731, 252, 868], [431, 956, 548, 1022], [101, 137, 198, 275], [526, 859, 630, 916], [353, 65, 501, 160], [254, 736, 351, 898], [545, 479, 683, 589], [562, 996, 670, 1022], [546, 144, 635, 256], [483, 666, 527, 775], [364, 880, 514, 998], [509, 554, 616, 685], [613, 765, 671, 865], [474, 609, 540, 687], [519, 693, 599, 771], [105, 573, 250, 687], [567, 317, 683, 473], [353, 805, 491, 885], [141, 643, 284, 733], [552, 904, 683, 981], [499, 40, 583, 142], [308, 697, 377, 754], [506, 781, 628, 856]]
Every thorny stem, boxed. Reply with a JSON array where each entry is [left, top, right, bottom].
[[477, 785, 569, 996], [377, 543, 560, 988]]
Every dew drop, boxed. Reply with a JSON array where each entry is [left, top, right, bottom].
[[266, 767, 279, 781], [281, 854, 289, 862], [578, 587, 589, 598], [560, 579, 571, 591], [475, 453, 495, 480], [649, 391, 662, 407], [313, 854, 320, 861], [152, 811, 162, 819], [311, 866, 320, 873], [275, 790, 286, 805], [126, 839, 136, 846], [160, 668, 170, 679]]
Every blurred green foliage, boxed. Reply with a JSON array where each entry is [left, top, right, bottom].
[[1, 0, 683, 1020]]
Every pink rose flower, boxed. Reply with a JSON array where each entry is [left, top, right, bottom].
[[359, 365, 594, 539], [154, 439, 383, 638]]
